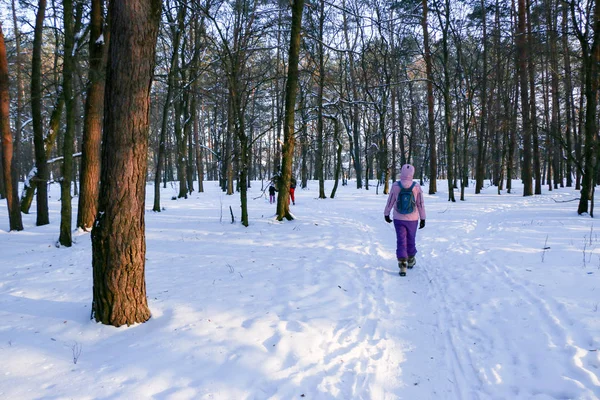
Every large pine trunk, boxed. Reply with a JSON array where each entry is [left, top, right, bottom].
[[78, 0, 107, 231], [276, 0, 305, 221], [10, 0, 24, 183], [91, 0, 161, 327], [0, 22, 23, 231]]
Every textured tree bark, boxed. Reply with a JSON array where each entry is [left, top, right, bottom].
[[576, 0, 600, 214], [475, 0, 487, 194], [276, 0, 305, 221], [507, 0, 519, 194], [0, 23, 23, 231], [59, 0, 75, 247], [174, 5, 188, 199], [78, 0, 107, 231], [10, 0, 23, 182], [516, 0, 533, 196], [0, 140, 5, 199], [91, 0, 161, 326], [31, 0, 50, 225], [316, 0, 326, 199]]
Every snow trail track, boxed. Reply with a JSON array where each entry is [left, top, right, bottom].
[[0, 181, 599, 399]]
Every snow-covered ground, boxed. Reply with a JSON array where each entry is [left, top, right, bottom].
[[0, 179, 599, 400]]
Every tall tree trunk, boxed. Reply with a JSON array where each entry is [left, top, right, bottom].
[[575, 0, 600, 214], [493, 0, 503, 192], [408, 81, 417, 165], [175, 91, 188, 198], [58, 0, 75, 246], [475, 0, 488, 194], [10, 0, 24, 182], [273, 9, 283, 175], [526, 0, 541, 195], [276, 0, 304, 221], [575, 79, 584, 190], [562, 3, 574, 187], [316, 0, 326, 199], [517, 0, 533, 196], [193, 101, 204, 193], [390, 12, 398, 182], [542, 60, 551, 189], [398, 85, 407, 167], [0, 22, 23, 231], [31, 0, 50, 225], [507, 0, 519, 193], [91, 0, 161, 326], [422, 0, 437, 194], [175, 8, 189, 199], [225, 95, 234, 195], [153, 6, 183, 211], [342, 0, 362, 189], [186, 92, 194, 193], [192, 20, 204, 193], [330, 118, 342, 198], [436, 0, 455, 201], [78, 0, 107, 231], [299, 85, 309, 189], [0, 140, 5, 199], [546, 0, 561, 189]]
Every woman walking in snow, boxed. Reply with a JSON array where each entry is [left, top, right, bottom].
[[383, 164, 426, 276]]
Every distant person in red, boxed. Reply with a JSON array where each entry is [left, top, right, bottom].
[[289, 177, 297, 205]]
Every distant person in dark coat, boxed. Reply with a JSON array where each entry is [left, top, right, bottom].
[[268, 182, 277, 204]]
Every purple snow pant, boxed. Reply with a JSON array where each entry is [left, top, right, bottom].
[[393, 219, 418, 260]]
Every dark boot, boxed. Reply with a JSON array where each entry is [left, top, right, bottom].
[[407, 256, 416, 269], [398, 258, 407, 276]]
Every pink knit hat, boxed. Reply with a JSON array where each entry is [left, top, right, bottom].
[[399, 164, 415, 181]]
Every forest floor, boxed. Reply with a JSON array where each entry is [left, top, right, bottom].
[[0, 179, 599, 399]]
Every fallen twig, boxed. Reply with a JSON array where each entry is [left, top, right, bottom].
[[551, 197, 580, 203]]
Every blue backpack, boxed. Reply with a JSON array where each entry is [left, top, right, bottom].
[[396, 181, 416, 214]]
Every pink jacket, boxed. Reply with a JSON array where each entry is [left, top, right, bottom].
[[384, 164, 426, 221]]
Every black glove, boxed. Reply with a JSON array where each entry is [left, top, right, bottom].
[[385, 215, 392, 223], [419, 220, 425, 229]]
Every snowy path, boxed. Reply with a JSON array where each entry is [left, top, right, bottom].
[[0, 181, 599, 399], [408, 194, 600, 400]]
